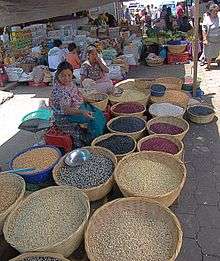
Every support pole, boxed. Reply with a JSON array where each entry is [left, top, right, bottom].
[[192, 0, 200, 97]]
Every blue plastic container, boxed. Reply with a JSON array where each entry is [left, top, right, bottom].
[[9, 145, 61, 184], [22, 109, 53, 123], [150, 84, 166, 97]]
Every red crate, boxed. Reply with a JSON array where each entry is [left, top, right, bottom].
[[167, 52, 190, 64]]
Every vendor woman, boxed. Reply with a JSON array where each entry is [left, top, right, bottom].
[[50, 61, 106, 145], [80, 45, 114, 94]]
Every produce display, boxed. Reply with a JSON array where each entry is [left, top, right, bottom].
[[149, 123, 184, 135], [109, 116, 145, 133], [149, 103, 185, 117], [112, 102, 145, 114]]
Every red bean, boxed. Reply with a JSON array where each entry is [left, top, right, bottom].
[[149, 123, 184, 135], [113, 102, 145, 114]]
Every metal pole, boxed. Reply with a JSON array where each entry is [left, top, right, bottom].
[[192, 0, 200, 97]]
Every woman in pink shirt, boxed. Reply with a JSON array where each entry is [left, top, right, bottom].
[[66, 43, 81, 70]]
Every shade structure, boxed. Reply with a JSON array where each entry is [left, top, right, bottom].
[[0, 0, 124, 26]]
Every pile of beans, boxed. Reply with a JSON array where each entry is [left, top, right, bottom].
[[12, 147, 60, 174], [149, 123, 184, 135], [109, 117, 145, 133], [188, 105, 214, 116], [140, 137, 179, 155], [113, 102, 145, 114], [95, 135, 135, 155], [57, 153, 114, 188], [116, 158, 182, 196], [149, 103, 184, 117], [17, 258, 62, 261], [86, 200, 178, 261], [5, 188, 89, 251]]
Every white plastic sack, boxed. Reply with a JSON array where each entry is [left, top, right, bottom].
[[73, 69, 81, 85], [124, 45, 140, 63], [5, 67, 23, 81], [109, 65, 123, 80], [124, 54, 137, 66]]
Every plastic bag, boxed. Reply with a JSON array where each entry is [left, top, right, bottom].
[[109, 65, 123, 80]]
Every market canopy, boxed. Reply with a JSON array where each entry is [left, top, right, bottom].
[[0, 0, 124, 27]]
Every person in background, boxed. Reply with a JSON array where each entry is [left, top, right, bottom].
[[66, 43, 81, 70], [48, 39, 65, 73], [202, 4, 220, 70], [80, 45, 113, 94], [165, 7, 174, 30], [124, 8, 132, 24], [105, 12, 117, 27], [176, 2, 185, 23], [135, 12, 141, 25], [147, 5, 152, 18], [141, 11, 152, 28], [152, 6, 158, 21]]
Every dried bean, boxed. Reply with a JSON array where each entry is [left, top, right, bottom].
[[149, 123, 184, 135], [140, 137, 179, 155], [17, 257, 61, 261], [58, 153, 114, 188], [113, 102, 145, 114], [188, 105, 214, 116], [109, 117, 145, 133], [149, 103, 184, 117], [96, 135, 135, 155]]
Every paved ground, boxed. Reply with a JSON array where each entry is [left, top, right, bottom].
[[1, 63, 220, 260]]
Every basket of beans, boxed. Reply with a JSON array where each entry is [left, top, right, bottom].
[[9, 145, 61, 184], [3, 186, 90, 257], [187, 105, 215, 124], [138, 134, 184, 160], [85, 197, 182, 261], [114, 78, 155, 93], [147, 116, 189, 141], [92, 133, 136, 161], [114, 151, 186, 207], [0, 173, 25, 234], [83, 92, 109, 111], [111, 101, 146, 117], [154, 77, 183, 90], [53, 146, 117, 201], [149, 103, 185, 118], [151, 90, 189, 108], [10, 252, 70, 261], [107, 115, 146, 140]]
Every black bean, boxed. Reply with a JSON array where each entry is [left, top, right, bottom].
[[188, 106, 214, 116], [109, 117, 145, 133]]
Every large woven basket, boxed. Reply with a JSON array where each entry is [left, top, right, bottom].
[[111, 102, 146, 117], [115, 78, 155, 93], [0, 173, 25, 234], [3, 186, 90, 257], [187, 105, 215, 124], [53, 146, 117, 201], [146, 116, 189, 141], [91, 133, 137, 161], [10, 252, 70, 261], [137, 134, 184, 160], [83, 92, 109, 111], [168, 44, 186, 54], [107, 115, 147, 140], [150, 90, 190, 108], [85, 197, 183, 261], [109, 89, 150, 105], [154, 77, 183, 90], [114, 151, 186, 207]]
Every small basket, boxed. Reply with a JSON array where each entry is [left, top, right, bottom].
[[111, 102, 146, 117], [84, 93, 109, 111], [187, 105, 215, 124], [146, 116, 189, 141], [155, 77, 183, 90], [53, 146, 117, 201], [114, 151, 186, 207], [150, 84, 166, 97], [150, 90, 190, 108], [137, 134, 184, 160], [85, 197, 183, 261], [3, 186, 90, 257], [168, 44, 186, 54], [107, 115, 147, 140], [92, 133, 137, 161], [10, 252, 70, 261], [0, 174, 25, 234]]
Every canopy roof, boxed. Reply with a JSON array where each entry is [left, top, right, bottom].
[[0, 0, 123, 26]]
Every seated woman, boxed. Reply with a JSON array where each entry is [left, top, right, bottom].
[[66, 42, 81, 70], [80, 45, 114, 94], [50, 61, 106, 146]]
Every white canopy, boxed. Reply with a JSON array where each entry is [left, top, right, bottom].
[[0, 0, 123, 26]]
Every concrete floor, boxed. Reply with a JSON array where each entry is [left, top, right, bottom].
[[1, 63, 220, 260]]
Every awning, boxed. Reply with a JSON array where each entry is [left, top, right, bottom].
[[0, 0, 123, 27]]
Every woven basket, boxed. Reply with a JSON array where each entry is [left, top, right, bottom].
[[114, 151, 186, 207], [115, 78, 155, 93], [83, 92, 109, 111], [155, 77, 183, 90], [85, 197, 183, 261], [168, 44, 186, 54], [107, 115, 147, 140], [146, 116, 189, 141], [10, 252, 70, 261], [53, 146, 117, 201], [150, 90, 190, 108], [3, 186, 90, 257], [149, 103, 185, 118], [91, 133, 137, 161], [109, 89, 150, 105], [0, 173, 25, 234], [146, 60, 164, 67], [137, 134, 184, 160], [187, 105, 215, 124], [111, 102, 146, 117]]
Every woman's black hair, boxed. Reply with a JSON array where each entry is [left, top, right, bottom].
[[53, 39, 63, 48], [55, 61, 73, 80], [68, 42, 77, 52]]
